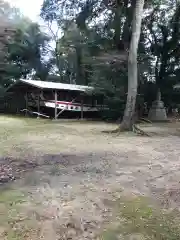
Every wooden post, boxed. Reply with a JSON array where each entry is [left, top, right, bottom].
[[81, 95, 84, 120], [25, 92, 28, 116], [37, 92, 40, 118], [54, 90, 57, 119]]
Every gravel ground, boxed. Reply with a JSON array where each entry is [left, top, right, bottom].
[[0, 116, 180, 239]]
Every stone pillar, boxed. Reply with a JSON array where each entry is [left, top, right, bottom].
[[148, 89, 167, 121]]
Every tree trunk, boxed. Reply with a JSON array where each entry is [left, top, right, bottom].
[[121, 0, 145, 131]]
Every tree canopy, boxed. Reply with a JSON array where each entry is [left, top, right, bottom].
[[40, 0, 180, 118], [0, 1, 52, 90]]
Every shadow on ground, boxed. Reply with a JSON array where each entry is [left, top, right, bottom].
[[0, 151, 114, 187]]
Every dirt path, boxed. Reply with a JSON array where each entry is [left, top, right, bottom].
[[1, 117, 180, 239]]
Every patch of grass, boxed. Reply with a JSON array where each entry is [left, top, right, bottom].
[[0, 189, 27, 238], [6, 230, 23, 240], [0, 190, 25, 205], [6, 219, 40, 240], [49, 164, 65, 176], [101, 196, 180, 240]]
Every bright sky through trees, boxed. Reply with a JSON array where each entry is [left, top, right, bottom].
[[6, 0, 43, 21]]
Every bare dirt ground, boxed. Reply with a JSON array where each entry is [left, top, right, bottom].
[[1, 116, 180, 239]]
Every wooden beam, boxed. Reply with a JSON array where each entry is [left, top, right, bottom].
[[56, 98, 76, 118], [54, 90, 57, 119]]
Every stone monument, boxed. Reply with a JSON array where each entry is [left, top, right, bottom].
[[148, 89, 167, 121]]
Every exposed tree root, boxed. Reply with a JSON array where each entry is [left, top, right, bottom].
[[132, 124, 151, 136], [139, 118, 152, 124], [103, 123, 151, 136], [102, 128, 120, 134]]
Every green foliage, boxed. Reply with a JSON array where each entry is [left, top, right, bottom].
[[7, 23, 52, 81], [0, 1, 53, 91], [142, 1, 180, 91]]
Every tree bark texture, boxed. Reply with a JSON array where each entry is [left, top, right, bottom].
[[121, 0, 145, 131]]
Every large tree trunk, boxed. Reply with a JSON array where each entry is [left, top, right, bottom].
[[121, 0, 145, 131]]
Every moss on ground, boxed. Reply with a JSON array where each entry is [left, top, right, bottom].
[[0, 189, 28, 239], [101, 196, 180, 240]]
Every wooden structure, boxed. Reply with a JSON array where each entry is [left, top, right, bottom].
[[6, 79, 105, 119]]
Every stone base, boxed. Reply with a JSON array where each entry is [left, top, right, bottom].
[[148, 108, 167, 121], [148, 100, 167, 121]]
